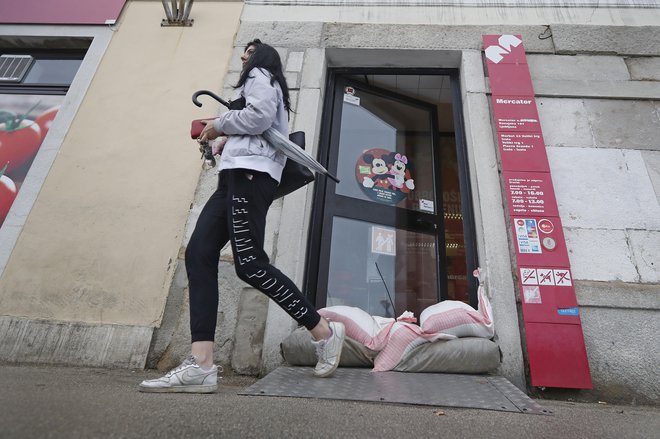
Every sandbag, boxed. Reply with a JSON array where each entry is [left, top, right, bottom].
[[283, 269, 500, 373], [394, 337, 501, 374], [372, 322, 454, 372], [318, 306, 396, 351], [280, 326, 377, 367], [419, 271, 494, 338]]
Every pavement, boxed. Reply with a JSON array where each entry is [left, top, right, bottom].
[[1, 364, 659, 439]]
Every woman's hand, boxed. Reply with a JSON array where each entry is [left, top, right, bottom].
[[210, 136, 227, 156], [199, 120, 221, 142]]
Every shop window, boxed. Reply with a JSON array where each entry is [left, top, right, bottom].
[[0, 50, 84, 227]]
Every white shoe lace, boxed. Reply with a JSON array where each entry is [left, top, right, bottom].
[[165, 355, 196, 378]]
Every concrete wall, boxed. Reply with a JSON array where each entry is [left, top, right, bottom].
[[0, 1, 243, 368]]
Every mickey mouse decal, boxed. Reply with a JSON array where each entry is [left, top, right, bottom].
[[356, 148, 415, 205], [361, 152, 391, 189]]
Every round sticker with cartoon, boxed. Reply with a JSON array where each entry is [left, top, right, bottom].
[[356, 148, 415, 205]]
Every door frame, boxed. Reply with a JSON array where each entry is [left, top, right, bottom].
[[304, 67, 479, 308]]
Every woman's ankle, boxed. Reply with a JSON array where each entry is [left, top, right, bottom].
[[191, 341, 214, 368], [193, 355, 214, 368], [309, 318, 332, 341]]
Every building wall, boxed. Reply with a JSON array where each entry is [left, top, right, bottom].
[[158, 3, 660, 403], [0, 1, 243, 368], [531, 51, 660, 404], [3, 0, 656, 404]]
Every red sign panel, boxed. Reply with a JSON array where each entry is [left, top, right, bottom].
[[525, 323, 593, 389], [488, 64, 535, 96], [491, 96, 541, 132], [0, 0, 126, 25], [498, 133, 550, 172], [519, 267, 580, 324], [503, 171, 558, 217], [484, 34, 592, 389]]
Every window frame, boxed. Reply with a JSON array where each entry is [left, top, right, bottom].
[[0, 26, 112, 279], [304, 67, 480, 309]]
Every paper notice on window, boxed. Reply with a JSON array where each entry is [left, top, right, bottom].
[[344, 94, 360, 106], [419, 199, 434, 213]]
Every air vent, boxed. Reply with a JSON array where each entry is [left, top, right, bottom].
[[0, 55, 34, 83]]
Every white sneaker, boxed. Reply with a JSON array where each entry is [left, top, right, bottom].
[[312, 321, 345, 378], [139, 355, 218, 393]]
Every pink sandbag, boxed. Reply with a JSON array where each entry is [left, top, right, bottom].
[[419, 268, 494, 339], [372, 322, 454, 372]]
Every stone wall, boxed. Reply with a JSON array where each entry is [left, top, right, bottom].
[[528, 52, 660, 404], [163, 11, 659, 404]]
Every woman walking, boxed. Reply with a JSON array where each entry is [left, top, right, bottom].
[[139, 40, 344, 393]]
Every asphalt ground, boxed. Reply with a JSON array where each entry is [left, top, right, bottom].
[[1, 364, 658, 439]]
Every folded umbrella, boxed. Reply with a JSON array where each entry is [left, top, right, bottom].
[[192, 90, 339, 183], [260, 128, 339, 183]]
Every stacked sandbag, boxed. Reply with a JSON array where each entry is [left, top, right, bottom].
[[280, 268, 500, 373]]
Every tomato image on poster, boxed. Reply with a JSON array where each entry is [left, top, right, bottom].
[[0, 94, 62, 227], [0, 164, 17, 224], [356, 148, 415, 206]]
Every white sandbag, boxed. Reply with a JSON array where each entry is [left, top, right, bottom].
[[318, 306, 395, 351]]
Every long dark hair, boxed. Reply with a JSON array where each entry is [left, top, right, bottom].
[[235, 39, 291, 113]]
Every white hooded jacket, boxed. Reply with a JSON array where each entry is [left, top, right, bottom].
[[213, 67, 288, 183]]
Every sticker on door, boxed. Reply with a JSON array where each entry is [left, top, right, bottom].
[[371, 226, 396, 256], [356, 148, 415, 206]]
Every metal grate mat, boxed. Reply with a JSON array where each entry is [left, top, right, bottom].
[[239, 367, 551, 415]]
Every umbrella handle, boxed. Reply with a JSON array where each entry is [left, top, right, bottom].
[[192, 90, 230, 109]]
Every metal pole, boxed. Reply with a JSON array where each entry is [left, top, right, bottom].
[[182, 0, 194, 21], [171, 1, 178, 20], [161, 0, 173, 21]]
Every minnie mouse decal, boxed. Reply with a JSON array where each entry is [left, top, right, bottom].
[[356, 148, 415, 205], [387, 153, 415, 191]]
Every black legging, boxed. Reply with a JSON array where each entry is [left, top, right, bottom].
[[185, 168, 321, 342]]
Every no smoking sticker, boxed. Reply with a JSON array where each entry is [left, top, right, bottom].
[[521, 268, 538, 285]]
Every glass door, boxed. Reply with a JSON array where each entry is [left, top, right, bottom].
[[313, 76, 446, 318]]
